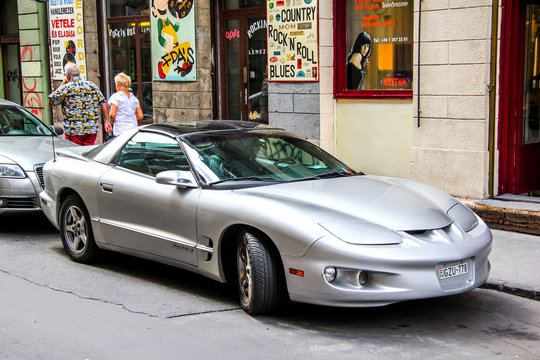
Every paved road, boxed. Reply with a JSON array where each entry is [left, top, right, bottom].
[[1, 214, 539, 359]]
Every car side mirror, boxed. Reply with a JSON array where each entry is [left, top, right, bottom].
[[51, 125, 64, 135], [155, 170, 198, 188]]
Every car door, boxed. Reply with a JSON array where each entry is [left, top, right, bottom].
[[97, 131, 200, 266]]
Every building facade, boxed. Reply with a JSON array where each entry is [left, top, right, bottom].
[[1, 0, 538, 200]]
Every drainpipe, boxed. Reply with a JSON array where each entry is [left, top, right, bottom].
[[488, 0, 499, 197], [417, 0, 422, 127], [37, 0, 51, 125]]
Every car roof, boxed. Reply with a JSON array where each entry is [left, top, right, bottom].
[[144, 120, 282, 137], [0, 99, 22, 107]]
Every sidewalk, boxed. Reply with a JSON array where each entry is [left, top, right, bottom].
[[484, 229, 540, 300], [462, 197, 540, 235]]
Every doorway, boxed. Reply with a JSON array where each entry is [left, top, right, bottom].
[[499, 0, 540, 195], [215, 1, 268, 123]]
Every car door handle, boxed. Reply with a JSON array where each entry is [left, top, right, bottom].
[[100, 183, 114, 193]]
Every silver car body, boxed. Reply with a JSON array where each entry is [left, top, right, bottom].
[[40, 121, 491, 308], [0, 99, 74, 214]]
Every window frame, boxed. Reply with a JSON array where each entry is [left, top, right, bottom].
[[333, 1, 413, 100]]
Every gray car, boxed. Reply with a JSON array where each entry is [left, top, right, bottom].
[[0, 99, 73, 214], [39, 121, 492, 314]]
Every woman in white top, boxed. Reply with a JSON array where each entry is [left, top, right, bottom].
[[108, 73, 143, 137]]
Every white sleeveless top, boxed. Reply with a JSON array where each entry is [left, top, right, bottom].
[[109, 91, 140, 136]]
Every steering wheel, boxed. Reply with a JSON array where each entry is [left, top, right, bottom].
[[0, 124, 12, 134], [273, 158, 296, 168]]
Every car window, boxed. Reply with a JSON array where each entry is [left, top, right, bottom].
[[0, 106, 53, 136], [183, 131, 355, 183], [115, 132, 190, 176]]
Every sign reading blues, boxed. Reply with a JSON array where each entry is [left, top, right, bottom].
[[267, 0, 319, 82], [151, 0, 196, 81]]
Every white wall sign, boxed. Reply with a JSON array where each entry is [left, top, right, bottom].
[[49, 0, 87, 80], [267, 0, 319, 82]]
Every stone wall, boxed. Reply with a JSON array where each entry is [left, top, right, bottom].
[[152, 0, 213, 123], [411, 0, 493, 198], [268, 82, 320, 141]]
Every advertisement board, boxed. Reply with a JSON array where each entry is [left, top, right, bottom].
[[150, 0, 196, 81], [266, 0, 319, 82], [48, 0, 87, 80]]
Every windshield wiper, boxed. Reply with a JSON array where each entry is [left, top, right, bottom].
[[210, 176, 284, 185], [296, 170, 359, 182]]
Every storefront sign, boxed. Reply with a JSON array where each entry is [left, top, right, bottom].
[[266, 0, 319, 82], [150, 0, 196, 81], [49, 0, 87, 80]]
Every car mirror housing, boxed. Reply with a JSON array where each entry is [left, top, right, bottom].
[[51, 125, 64, 136], [155, 170, 198, 188]]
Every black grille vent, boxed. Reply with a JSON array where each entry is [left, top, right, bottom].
[[34, 164, 45, 189], [2, 197, 39, 208]]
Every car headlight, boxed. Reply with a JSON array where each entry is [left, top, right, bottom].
[[447, 203, 478, 232], [0, 163, 26, 178]]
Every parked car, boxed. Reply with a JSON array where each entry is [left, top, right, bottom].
[[0, 99, 74, 214], [39, 121, 492, 314]]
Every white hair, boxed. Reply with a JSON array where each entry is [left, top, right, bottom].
[[64, 62, 80, 77]]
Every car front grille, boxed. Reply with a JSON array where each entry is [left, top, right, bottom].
[[34, 164, 45, 189]]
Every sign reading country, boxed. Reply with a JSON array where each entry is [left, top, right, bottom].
[[266, 0, 319, 82]]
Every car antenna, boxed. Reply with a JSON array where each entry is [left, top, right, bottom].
[[51, 123, 57, 162]]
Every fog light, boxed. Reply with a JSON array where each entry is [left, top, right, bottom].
[[358, 271, 368, 286], [0, 198, 5, 207], [323, 266, 336, 283]]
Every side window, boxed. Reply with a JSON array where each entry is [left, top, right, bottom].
[[116, 132, 190, 176]]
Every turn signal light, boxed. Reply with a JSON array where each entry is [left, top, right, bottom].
[[289, 268, 304, 277]]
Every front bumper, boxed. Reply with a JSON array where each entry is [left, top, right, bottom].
[[39, 189, 59, 229], [0, 170, 42, 214], [282, 222, 492, 307]]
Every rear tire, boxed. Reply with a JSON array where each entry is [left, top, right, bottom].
[[59, 195, 98, 263], [236, 231, 282, 314]]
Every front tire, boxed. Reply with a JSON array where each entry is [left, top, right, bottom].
[[59, 195, 98, 263], [236, 231, 282, 314]]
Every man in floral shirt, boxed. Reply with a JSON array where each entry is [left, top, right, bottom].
[[49, 63, 112, 145]]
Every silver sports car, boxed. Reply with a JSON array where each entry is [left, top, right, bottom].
[[39, 121, 492, 314], [0, 99, 72, 214]]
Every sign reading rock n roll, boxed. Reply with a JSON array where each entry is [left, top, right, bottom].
[[49, 0, 87, 80], [267, 0, 319, 82]]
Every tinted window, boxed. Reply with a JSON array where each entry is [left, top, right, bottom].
[[115, 132, 190, 176], [0, 106, 52, 136]]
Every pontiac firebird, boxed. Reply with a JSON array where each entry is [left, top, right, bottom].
[[39, 121, 491, 314]]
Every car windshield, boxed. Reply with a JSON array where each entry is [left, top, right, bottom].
[[0, 105, 53, 136], [181, 130, 357, 185]]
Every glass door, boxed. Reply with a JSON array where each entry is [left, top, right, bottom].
[[219, 6, 268, 123], [519, 4, 540, 194]]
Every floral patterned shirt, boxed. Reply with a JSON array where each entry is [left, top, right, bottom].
[[49, 78, 106, 136]]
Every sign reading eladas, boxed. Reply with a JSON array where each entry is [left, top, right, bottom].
[[49, 0, 87, 80], [267, 0, 319, 82]]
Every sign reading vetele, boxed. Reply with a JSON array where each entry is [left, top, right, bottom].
[[49, 0, 87, 80], [267, 0, 318, 82]]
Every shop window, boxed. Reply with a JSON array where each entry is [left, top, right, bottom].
[[106, 1, 152, 121], [107, 0, 149, 17], [334, 0, 413, 99], [224, 0, 266, 10]]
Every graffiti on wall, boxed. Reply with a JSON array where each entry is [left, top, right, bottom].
[[21, 46, 44, 119], [151, 0, 196, 81]]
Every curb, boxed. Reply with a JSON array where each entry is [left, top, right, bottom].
[[460, 199, 540, 236], [482, 282, 540, 301]]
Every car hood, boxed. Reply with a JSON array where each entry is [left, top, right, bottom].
[[0, 136, 75, 170], [238, 175, 455, 232]]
